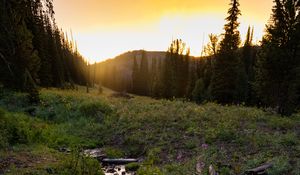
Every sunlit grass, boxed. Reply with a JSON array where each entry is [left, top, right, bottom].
[[0, 86, 299, 174]]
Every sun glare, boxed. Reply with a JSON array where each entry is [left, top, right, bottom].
[[53, 0, 273, 62]]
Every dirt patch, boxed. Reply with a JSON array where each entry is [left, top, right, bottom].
[[0, 151, 57, 174]]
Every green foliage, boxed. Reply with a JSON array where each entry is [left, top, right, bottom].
[[267, 156, 292, 175], [254, 0, 300, 115], [79, 101, 112, 119], [132, 50, 150, 95], [137, 165, 163, 175], [159, 39, 190, 99], [0, 108, 47, 148], [279, 132, 298, 147], [0, 88, 300, 174], [104, 147, 124, 158], [126, 162, 140, 171], [211, 0, 242, 104], [59, 149, 104, 175], [192, 78, 206, 103]]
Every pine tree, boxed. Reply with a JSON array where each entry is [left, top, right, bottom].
[[241, 26, 258, 104], [211, 0, 241, 104], [139, 50, 149, 95], [153, 58, 164, 98], [161, 39, 190, 98], [192, 78, 206, 103], [0, 0, 40, 89], [0, 0, 89, 93], [132, 56, 139, 93], [255, 0, 300, 115], [150, 58, 157, 96]]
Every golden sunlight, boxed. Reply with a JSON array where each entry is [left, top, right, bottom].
[[53, 0, 273, 62]]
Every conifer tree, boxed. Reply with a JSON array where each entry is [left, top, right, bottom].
[[139, 50, 149, 95], [255, 0, 300, 115], [153, 58, 164, 98], [0, 0, 89, 93], [150, 58, 157, 96], [211, 0, 241, 104], [161, 39, 190, 98], [132, 56, 139, 93]]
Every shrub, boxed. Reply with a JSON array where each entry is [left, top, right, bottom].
[[104, 147, 124, 158], [59, 149, 104, 175], [126, 162, 140, 172], [267, 157, 292, 175], [137, 165, 163, 175], [79, 101, 112, 120], [279, 132, 298, 147], [268, 117, 295, 130], [0, 109, 47, 148]]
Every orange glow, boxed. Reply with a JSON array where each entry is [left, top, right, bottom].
[[53, 0, 273, 62]]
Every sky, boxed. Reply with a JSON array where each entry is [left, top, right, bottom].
[[53, 0, 274, 62]]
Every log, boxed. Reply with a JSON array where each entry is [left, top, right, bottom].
[[245, 163, 273, 175], [101, 158, 138, 165]]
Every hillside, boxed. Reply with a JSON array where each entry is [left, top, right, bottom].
[[0, 87, 299, 174], [94, 50, 200, 92]]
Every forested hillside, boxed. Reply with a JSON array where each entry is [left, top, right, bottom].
[[95, 0, 300, 116], [0, 0, 300, 174], [0, 0, 89, 99]]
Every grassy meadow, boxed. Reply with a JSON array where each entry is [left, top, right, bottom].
[[0, 87, 299, 174]]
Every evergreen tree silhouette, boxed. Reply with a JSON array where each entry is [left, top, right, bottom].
[[211, 0, 241, 104]]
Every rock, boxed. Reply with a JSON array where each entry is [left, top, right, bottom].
[[209, 165, 219, 175], [84, 148, 106, 160], [58, 147, 71, 153], [196, 161, 205, 174], [106, 167, 116, 173]]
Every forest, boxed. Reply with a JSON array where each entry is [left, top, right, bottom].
[[0, 0, 89, 102], [1, 0, 299, 116], [0, 0, 300, 174], [95, 0, 300, 116]]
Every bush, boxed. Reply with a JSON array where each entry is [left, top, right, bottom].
[[104, 147, 124, 158], [59, 149, 104, 175], [126, 162, 140, 171], [0, 108, 47, 148], [79, 101, 112, 120], [268, 157, 292, 175], [0, 109, 9, 148], [137, 165, 163, 175], [279, 132, 298, 147]]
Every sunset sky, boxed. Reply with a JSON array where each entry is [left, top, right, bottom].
[[53, 0, 274, 62]]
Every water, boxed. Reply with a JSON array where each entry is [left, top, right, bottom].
[[103, 165, 135, 175]]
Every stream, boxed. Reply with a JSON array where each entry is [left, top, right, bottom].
[[102, 165, 135, 175], [83, 149, 138, 175]]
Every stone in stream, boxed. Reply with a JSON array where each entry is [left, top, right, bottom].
[[104, 165, 135, 175], [84, 148, 106, 160]]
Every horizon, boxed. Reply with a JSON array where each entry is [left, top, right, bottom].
[[53, 0, 273, 62]]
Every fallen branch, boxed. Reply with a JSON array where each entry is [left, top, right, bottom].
[[245, 163, 273, 175]]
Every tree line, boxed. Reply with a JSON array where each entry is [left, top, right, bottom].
[[0, 0, 89, 102], [100, 0, 300, 116]]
